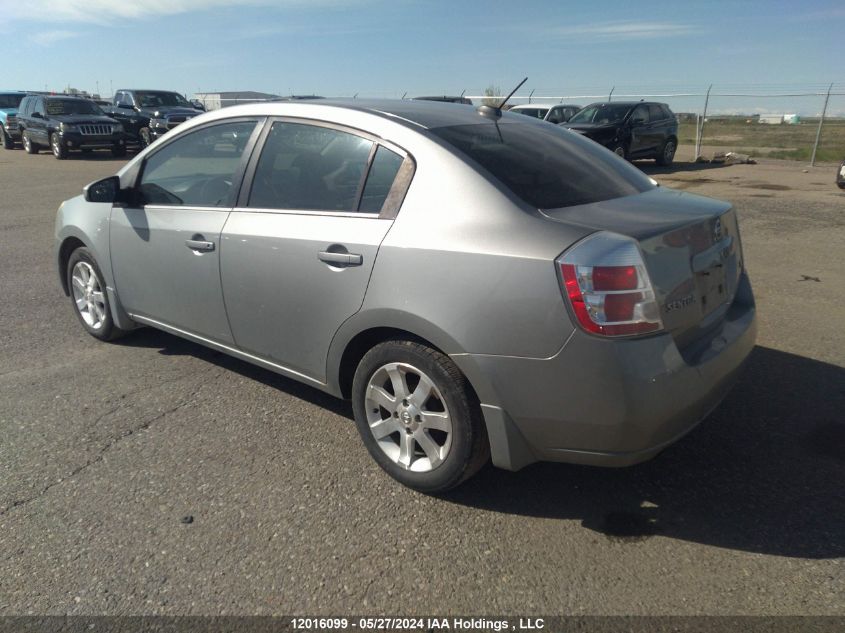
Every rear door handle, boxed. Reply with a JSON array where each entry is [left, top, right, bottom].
[[318, 251, 363, 266], [185, 239, 215, 252]]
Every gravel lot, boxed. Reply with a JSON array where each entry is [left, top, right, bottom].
[[0, 146, 843, 616]]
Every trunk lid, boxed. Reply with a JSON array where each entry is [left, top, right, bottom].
[[542, 187, 743, 348]]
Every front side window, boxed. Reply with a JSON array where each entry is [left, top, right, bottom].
[[432, 121, 653, 209], [630, 105, 650, 125], [248, 122, 374, 212], [139, 120, 257, 207], [547, 107, 566, 124], [568, 104, 632, 125], [648, 104, 665, 121]]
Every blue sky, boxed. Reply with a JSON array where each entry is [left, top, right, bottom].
[[0, 0, 843, 115]]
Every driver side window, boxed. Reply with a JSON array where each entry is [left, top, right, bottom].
[[138, 120, 257, 208]]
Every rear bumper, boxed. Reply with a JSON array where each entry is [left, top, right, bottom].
[[454, 274, 757, 470], [3, 125, 21, 139]]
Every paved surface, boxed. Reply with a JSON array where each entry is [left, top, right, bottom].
[[0, 146, 843, 615]]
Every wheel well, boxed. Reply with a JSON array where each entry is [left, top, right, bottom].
[[337, 328, 425, 399], [58, 237, 86, 295]]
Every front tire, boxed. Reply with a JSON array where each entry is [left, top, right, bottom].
[[66, 247, 127, 341], [22, 131, 39, 154], [352, 340, 489, 492], [0, 125, 13, 149], [139, 127, 152, 149], [50, 132, 67, 159], [656, 138, 677, 166]]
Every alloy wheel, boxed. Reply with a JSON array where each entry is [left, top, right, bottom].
[[364, 362, 453, 472], [71, 261, 107, 330]]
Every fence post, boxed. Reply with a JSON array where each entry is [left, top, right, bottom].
[[810, 83, 833, 167], [696, 84, 713, 160]]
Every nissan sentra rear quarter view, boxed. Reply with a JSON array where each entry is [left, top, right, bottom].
[[55, 99, 757, 492]]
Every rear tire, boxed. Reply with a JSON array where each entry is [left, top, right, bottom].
[[0, 125, 13, 149], [51, 132, 67, 159], [66, 247, 128, 342], [22, 131, 39, 154], [656, 138, 677, 166], [352, 339, 489, 493]]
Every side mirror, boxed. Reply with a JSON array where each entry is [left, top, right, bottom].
[[84, 176, 121, 203]]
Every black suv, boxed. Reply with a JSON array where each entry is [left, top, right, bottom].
[[103, 89, 203, 148], [17, 95, 127, 159], [562, 101, 678, 165]]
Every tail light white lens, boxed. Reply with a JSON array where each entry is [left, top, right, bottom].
[[556, 232, 664, 337]]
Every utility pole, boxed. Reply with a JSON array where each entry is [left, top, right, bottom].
[[810, 82, 833, 167]]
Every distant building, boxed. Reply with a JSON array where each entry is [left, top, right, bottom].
[[759, 114, 800, 125], [194, 91, 280, 110]]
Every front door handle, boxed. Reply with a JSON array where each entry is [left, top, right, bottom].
[[185, 239, 215, 252], [318, 251, 363, 266]]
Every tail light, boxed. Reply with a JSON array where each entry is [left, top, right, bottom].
[[556, 231, 664, 337]]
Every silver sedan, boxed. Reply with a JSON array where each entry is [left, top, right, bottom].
[[55, 99, 757, 491]]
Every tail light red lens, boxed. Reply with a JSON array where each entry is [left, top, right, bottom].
[[592, 265, 638, 291], [557, 232, 664, 338]]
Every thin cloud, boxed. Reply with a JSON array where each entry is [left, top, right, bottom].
[[5, 0, 356, 24], [550, 21, 695, 40], [30, 29, 81, 45]]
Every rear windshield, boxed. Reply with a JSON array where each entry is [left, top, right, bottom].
[[431, 121, 653, 209], [0, 94, 23, 109], [45, 99, 103, 116], [135, 91, 191, 108]]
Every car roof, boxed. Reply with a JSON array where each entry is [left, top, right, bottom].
[[0, 90, 26, 95], [509, 103, 556, 109], [586, 101, 665, 107], [286, 98, 505, 130]]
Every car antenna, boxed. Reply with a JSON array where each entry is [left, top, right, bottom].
[[477, 77, 527, 120]]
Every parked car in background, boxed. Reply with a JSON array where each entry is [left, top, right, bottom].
[[412, 95, 473, 105], [837, 159, 845, 190], [0, 91, 26, 149], [17, 94, 126, 159], [103, 89, 203, 148], [56, 99, 755, 491], [509, 103, 581, 124], [563, 101, 678, 165]]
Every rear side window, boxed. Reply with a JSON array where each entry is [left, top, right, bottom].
[[248, 121, 374, 212], [431, 121, 653, 209], [648, 104, 665, 121], [359, 146, 404, 213]]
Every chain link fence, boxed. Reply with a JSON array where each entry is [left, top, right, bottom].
[[192, 84, 845, 164]]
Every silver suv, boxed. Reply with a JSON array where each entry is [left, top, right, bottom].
[[55, 100, 757, 491]]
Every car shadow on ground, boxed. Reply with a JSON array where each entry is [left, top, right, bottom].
[[445, 345, 845, 559], [115, 327, 354, 420], [117, 331, 844, 559]]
